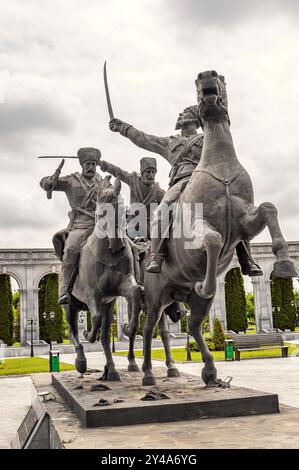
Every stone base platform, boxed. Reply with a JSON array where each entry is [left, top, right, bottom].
[[52, 369, 279, 428]]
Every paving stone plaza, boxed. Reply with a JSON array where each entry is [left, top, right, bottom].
[[1, 351, 299, 449]]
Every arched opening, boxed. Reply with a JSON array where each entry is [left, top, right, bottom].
[[270, 272, 297, 332], [224, 267, 248, 334], [38, 273, 67, 344], [0, 274, 21, 346]]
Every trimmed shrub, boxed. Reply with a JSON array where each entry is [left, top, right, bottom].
[[212, 318, 225, 351]]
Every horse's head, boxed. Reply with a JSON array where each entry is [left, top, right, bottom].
[[96, 177, 126, 254], [195, 70, 229, 126]]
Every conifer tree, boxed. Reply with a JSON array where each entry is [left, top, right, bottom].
[[0, 275, 14, 345], [43, 274, 64, 343], [225, 268, 248, 333]]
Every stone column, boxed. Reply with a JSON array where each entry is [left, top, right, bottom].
[[23, 266, 40, 345], [77, 311, 88, 342], [116, 297, 129, 340], [252, 277, 273, 332], [167, 316, 182, 335], [209, 278, 226, 333]]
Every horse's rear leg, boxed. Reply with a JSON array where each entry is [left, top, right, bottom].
[[158, 312, 180, 378], [100, 302, 121, 381], [243, 202, 297, 277], [142, 306, 162, 386], [126, 285, 142, 372], [194, 229, 222, 298], [64, 296, 87, 374], [188, 292, 217, 385]]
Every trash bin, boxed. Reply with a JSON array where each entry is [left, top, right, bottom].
[[225, 339, 234, 361], [49, 350, 60, 372]]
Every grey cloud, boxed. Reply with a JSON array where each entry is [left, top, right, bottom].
[[0, 100, 74, 137], [168, 0, 299, 28]]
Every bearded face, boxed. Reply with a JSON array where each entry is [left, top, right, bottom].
[[141, 168, 156, 185], [81, 160, 97, 179]]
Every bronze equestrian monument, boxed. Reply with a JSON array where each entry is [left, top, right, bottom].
[[46, 69, 297, 427]]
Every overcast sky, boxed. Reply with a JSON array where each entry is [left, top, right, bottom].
[[1, 0, 299, 249]]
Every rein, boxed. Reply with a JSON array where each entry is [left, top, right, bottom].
[[193, 167, 244, 253]]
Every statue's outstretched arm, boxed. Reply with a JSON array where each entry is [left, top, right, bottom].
[[40, 159, 69, 194], [109, 118, 169, 159], [100, 160, 132, 186]]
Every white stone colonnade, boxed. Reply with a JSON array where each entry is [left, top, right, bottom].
[[1, 242, 299, 345]]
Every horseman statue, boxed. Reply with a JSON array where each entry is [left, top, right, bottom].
[[40, 147, 105, 304], [108, 107, 262, 278], [100, 156, 164, 239], [99, 155, 186, 322]]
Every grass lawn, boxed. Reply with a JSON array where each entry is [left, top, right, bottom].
[[114, 343, 299, 362], [0, 357, 74, 376]]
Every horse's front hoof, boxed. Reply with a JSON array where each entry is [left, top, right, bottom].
[[273, 260, 298, 278], [107, 369, 121, 381], [194, 282, 215, 299], [128, 363, 139, 372], [75, 357, 87, 374], [201, 362, 217, 385], [142, 371, 156, 386], [167, 367, 180, 378]]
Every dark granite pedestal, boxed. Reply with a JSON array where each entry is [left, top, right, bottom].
[[52, 369, 279, 428]]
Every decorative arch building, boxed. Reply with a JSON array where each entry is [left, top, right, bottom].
[[1, 242, 299, 344], [209, 242, 299, 332]]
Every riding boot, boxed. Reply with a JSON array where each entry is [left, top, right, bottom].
[[58, 264, 77, 304], [147, 206, 168, 273], [146, 232, 167, 273], [236, 241, 263, 276]]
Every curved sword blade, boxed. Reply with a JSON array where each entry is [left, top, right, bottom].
[[103, 61, 114, 120]]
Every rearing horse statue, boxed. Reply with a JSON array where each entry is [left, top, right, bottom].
[[133, 70, 297, 386]]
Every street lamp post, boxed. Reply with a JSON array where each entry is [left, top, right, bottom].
[[43, 311, 55, 350], [112, 313, 116, 353], [27, 319, 37, 357], [30, 319, 34, 357], [186, 310, 192, 361]]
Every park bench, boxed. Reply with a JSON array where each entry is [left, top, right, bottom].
[[232, 333, 288, 361]]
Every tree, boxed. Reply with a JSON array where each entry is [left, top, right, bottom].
[[245, 292, 255, 323], [212, 318, 225, 351], [271, 275, 296, 330], [0, 275, 14, 345], [43, 274, 64, 343], [225, 268, 248, 333], [280, 278, 296, 331], [12, 290, 20, 343], [38, 276, 48, 342]]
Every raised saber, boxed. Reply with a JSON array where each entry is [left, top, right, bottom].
[[103, 61, 114, 119], [38, 156, 77, 159]]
